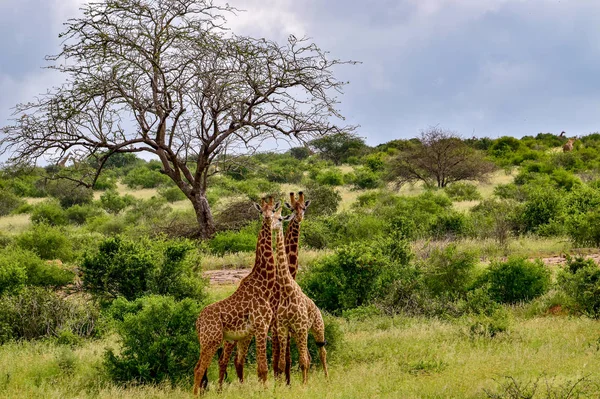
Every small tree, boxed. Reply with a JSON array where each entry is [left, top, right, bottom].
[[309, 132, 367, 165], [387, 127, 495, 188], [0, 0, 356, 239]]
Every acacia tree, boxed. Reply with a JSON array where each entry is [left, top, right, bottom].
[[387, 127, 495, 188], [0, 0, 355, 239], [309, 132, 367, 165]]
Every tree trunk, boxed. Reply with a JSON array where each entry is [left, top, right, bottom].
[[191, 191, 216, 239]]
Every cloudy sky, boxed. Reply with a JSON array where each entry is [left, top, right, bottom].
[[1, 0, 599, 147]]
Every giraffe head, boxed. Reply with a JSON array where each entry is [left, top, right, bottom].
[[271, 207, 293, 231], [253, 196, 281, 221], [284, 191, 311, 222]]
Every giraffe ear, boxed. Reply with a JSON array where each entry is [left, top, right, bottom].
[[304, 200, 312, 208], [284, 202, 292, 210], [253, 202, 262, 212], [274, 201, 281, 211], [282, 214, 294, 222]]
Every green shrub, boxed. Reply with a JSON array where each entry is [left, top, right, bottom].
[[16, 224, 73, 261], [123, 165, 171, 188], [519, 188, 564, 233], [349, 167, 382, 189], [430, 212, 470, 239], [315, 169, 345, 186], [0, 247, 73, 288], [422, 244, 478, 299], [208, 223, 258, 255], [80, 236, 205, 302], [0, 287, 98, 343], [299, 242, 394, 314], [299, 218, 331, 249], [0, 190, 25, 216], [363, 153, 386, 172], [288, 146, 311, 160], [565, 210, 600, 247], [80, 237, 153, 301], [444, 183, 482, 201], [557, 257, 600, 318], [104, 295, 203, 384], [0, 256, 27, 295], [468, 307, 510, 338], [30, 200, 68, 226], [123, 197, 171, 226], [302, 182, 341, 217], [158, 186, 187, 203], [99, 190, 136, 214], [480, 258, 550, 304], [45, 179, 94, 208], [470, 199, 521, 244], [65, 204, 102, 225], [93, 173, 118, 191]]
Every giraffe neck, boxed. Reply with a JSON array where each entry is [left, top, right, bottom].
[[284, 216, 301, 279], [251, 216, 276, 291], [276, 226, 295, 296]]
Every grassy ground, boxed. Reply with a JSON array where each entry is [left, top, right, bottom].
[[0, 310, 598, 398]]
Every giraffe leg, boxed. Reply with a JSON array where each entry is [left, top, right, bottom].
[[234, 337, 252, 383], [276, 323, 289, 381], [255, 323, 271, 383], [218, 341, 235, 389], [292, 329, 310, 385], [271, 319, 281, 378], [311, 312, 329, 378], [284, 337, 292, 385], [193, 341, 220, 396]]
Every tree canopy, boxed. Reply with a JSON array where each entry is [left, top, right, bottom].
[[387, 127, 495, 188], [0, 0, 356, 238]]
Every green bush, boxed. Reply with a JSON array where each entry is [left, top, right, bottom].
[[349, 167, 382, 189], [565, 210, 600, 247], [422, 244, 478, 299], [80, 236, 205, 302], [557, 257, 600, 318], [45, 179, 94, 208], [430, 212, 470, 239], [104, 295, 203, 384], [315, 169, 345, 186], [444, 183, 482, 201], [302, 182, 341, 217], [158, 186, 187, 203], [519, 188, 564, 233], [363, 153, 386, 172], [0, 247, 73, 288], [470, 199, 521, 244], [208, 223, 258, 255], [288, 146, 311, 160], [30, 200, 68, 226], [479, 258, 550, 304], [16, 224, 73, 261], [299, 242, 394, 314], [0, 256, 27, 295], [468, 307, 511, 338], [65, 204, 102, 225], [123, 166, 171, 188], [99, 190, 136, 214], [0, 190, 25, 216], [299, 218, 331, 249], [0, 287, 98, 343]]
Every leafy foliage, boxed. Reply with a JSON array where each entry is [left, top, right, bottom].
[[479, 258, 550, 304], [104, 295, 203, 384]]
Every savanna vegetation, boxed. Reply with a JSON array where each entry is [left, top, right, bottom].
[[1, 1, 600, 398], [0, 126, 600, 398]]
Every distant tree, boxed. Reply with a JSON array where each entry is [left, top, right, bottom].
[[0, 0, 356, 239], [288, 146, 312, 160], [387, 127, 495, 188], [309, 132, 367, 165]]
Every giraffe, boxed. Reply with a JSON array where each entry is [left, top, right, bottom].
[[563, 138, 575, 152], [282, 191, 311, 383], [193, 197, 279, 395], [217, 192, 313, 385], [272, 206, 328, 384]]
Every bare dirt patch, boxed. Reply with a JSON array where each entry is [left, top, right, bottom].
[[203, 269, 250, 285]]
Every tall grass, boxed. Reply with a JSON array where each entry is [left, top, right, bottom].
[[0, 314, 598, 398]]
